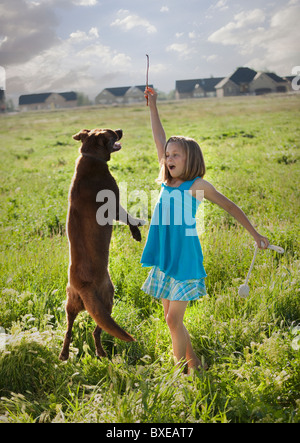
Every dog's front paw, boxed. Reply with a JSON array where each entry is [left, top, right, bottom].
[[130, 225, 142, 242], [134, 218, 146, 227]]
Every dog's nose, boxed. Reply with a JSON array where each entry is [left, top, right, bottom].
[[115, 129, 123, 140]]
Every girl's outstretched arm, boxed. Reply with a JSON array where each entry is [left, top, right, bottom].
[[145, 87, 166, 163], [191, 179, 270, 249]]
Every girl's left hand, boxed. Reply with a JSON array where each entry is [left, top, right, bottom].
[[144, 87, 157, 106], [254, 234, 270, 249]]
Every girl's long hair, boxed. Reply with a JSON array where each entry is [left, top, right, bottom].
[[157, 136, 206, 184]]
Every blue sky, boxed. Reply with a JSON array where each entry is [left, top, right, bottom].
[[0, 0, 299, 100]]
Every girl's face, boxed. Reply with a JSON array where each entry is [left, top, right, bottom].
[[165, 142, 187, 179]]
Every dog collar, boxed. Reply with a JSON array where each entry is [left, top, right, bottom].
[[81, 153, 108, 163]]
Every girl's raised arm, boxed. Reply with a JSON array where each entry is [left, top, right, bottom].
[[145, 88, 166, 163], [191, 178, 270, 249]]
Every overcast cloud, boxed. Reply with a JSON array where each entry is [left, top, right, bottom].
[[0, 0, 299, 101]]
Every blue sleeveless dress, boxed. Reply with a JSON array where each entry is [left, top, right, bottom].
[[141, 178, 207, 301]]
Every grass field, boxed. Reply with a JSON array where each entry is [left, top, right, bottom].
[[0, 94, 299, 423]]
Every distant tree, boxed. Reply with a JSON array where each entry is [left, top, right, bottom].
[[157, 90, 176, 101], [76, 92, 94, 106], [166, 90, 176, 100], [5, 98, 15, 112]]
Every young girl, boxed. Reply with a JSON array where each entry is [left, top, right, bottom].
[[141, 88, 269, 373]]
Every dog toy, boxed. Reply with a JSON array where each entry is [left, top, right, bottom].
[[238, 242, 284, 298], [146, 54, 149, 106]]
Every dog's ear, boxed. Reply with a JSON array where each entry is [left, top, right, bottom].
[[73, 129, 90, 141]]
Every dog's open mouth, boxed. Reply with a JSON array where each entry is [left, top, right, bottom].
[[113, 142, 122, 152]]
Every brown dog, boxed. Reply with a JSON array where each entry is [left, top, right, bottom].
[[59, 128, 143, 361]]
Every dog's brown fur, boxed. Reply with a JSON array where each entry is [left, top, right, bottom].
[[59, 128, 142, 361]]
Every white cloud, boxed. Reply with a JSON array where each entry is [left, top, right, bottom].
[[234, 9, 266, 28], [6, 26, 132, 98], [0, 0, 60, 65], [160, 6, 169, 13], [0, 36, 8, 48], [208, 2, 299, 75], [248, 4, 300, 73], [203, 54, 218, 62], [166, 43, 196, 59], [166, 43, 187, 53], [111, 10, 157, 34], [215, 0, 228, 11], [25, 0, 98, 5], [69, 27, 99, 42], [208, 8, 265, 46], [89, 27, 99, 38], [73, 0, 98, 5], [188, 31, 197, 39]]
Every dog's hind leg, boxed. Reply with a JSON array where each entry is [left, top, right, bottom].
[[59, 285, 84, 361], [79, 282, 135, 343], [93, 325, 107, 358]]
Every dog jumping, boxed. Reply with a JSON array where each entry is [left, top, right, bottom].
[[59, 128, 143, 361]]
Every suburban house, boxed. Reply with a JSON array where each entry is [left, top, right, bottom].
[[19, 92, 78, 112], [249, 72, 290, 95], [95, 85, 152, 105], [95, 87, 129, 105], [125, 85, 153, 104], [215, 67, 290, 97], [0, 89, 5, 113], [215, 67, 257, 97], [175, 77, 224, 100]]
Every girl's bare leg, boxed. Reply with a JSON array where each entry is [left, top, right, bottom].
[[162, 299, 207, 372], [162, 299, 187, 365]]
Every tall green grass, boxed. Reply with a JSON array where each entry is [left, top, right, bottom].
[[0, 95, 299, 422]]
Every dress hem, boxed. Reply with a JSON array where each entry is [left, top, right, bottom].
[[141, 266, 207, 302]]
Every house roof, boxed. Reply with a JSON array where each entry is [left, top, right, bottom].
[[229, 67, 257, 85], [105, 87, 131, 97], [176, 78, 224, 93], [19, 93, 51, 105], [19, 91, 77, 105], [284, 76, 295, 82], [59, 92, 77, 101], [264, 72, 286, 83]]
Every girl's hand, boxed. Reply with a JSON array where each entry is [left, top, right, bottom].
[[254, 234, 270, 249], [144, 87, 157, 107]]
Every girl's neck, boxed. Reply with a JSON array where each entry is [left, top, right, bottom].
[[166, 177, 184, 188]]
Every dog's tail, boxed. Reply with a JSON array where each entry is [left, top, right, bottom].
[[97, 309, 135, 342], [83, 297, 135, 342]]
